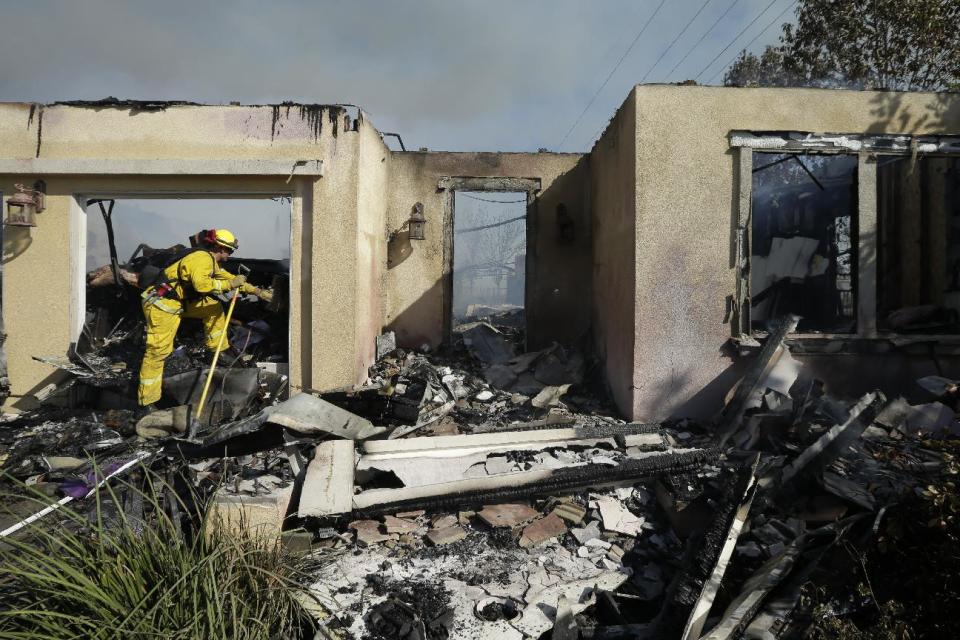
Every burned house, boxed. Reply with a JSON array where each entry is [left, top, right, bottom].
[[2, 86, 960, 638], [1, 86, 959, 420]]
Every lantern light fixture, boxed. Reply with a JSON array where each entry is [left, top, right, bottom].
[[5, 181, 45, 227], [407, 202, 426, 241]]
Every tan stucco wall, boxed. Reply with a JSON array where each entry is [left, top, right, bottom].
[[589, 88, 638, 416], [0, 102, 370, 408], [383, 152, 589, 350], [628, 85, 960, 421], [354, 116, 390, 380]]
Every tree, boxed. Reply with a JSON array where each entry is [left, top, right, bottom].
[[724, 47, 798, 88], [724, 0, 960, 91]]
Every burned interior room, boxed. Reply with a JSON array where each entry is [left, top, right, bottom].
[[750, 152, 858, 334], [877, 156, 960, 333], [81, 197, 291, 419]]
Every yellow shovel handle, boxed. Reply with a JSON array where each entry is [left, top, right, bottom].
[[195, 290, 240, 421]]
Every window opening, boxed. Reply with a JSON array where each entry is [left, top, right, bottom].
[[750, 152, 858, 333], [877, 156, 960, 333], [452, 191, 527, 334]]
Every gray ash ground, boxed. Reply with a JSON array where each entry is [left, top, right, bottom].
[[363, 575, 452, 640], [476, 598, 519, 621], [391, 531, 519, 586]]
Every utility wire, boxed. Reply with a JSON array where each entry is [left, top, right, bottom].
[[556, 0, 668, 150], [694, 0, 779, 82], [459, 193, 528, 204], [665, 0, 743, 79], [639, 0, 716, 84], [707, 0, 798, 84], [585, 0, 722, 148], [456, 215, 526, 234]]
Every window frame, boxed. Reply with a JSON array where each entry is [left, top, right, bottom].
[[731, 131, 960, 350]]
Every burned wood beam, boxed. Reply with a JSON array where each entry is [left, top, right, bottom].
[[654, 454, 760, 640], [717, 315, 800, 446], [86, 264, 139, 288], [700, 542, 801, 640], [350, 448, 719, 518], [780, 391, 886, 484]]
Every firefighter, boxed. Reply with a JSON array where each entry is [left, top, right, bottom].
[[137, 228, 273, 412]]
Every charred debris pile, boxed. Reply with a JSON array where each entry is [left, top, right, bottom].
[[3, 311, 960, 639]]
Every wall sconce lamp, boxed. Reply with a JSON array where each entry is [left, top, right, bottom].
[[408, 202, 426, 240], [6, 181, 46, 227], [388, 202, 427, 242]]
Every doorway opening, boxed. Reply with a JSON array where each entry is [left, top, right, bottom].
[[80, 197, 291, 412], [452, 191, 528, 337]]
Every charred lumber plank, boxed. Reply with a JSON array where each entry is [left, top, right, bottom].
[[654, 454, 760, 640], [717, 316, 799, 446], [781, 391, 886, 484]]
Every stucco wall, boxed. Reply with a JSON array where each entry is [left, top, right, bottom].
[[589, 88, 638, 416], [0, 102, 368, 408], [630, 85, 960, 421], [383, 151, 589, 350], [354, 114, 390, 380]]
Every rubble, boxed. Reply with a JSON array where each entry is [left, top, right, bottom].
[[3, 311, 960, 638]]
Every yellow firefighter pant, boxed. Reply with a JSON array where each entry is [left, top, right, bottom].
[[137, 297, 230, 406]]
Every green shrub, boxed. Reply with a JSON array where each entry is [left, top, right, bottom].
[[0, 466, 318, 640]]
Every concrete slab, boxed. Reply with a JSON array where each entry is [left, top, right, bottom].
[[208, 484, 293, 545], [298, 440, 355, 517]]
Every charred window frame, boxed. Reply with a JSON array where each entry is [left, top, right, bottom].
[[876, 156, 960, 335], [748, 151, 859, 334], [732, 132, 960, 346]]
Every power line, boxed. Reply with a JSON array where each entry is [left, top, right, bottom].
[[694, 0, 779, 82], [585, 0, 733, 149], [456, 215, 526, 234], [708, 0, 798, 84], [639, 0, 716, 84], [556, 0, 668, 150], [665, 0, 743, 79], [459, 193, 528, 204]]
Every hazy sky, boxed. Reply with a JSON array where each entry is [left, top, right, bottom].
[[86, 198, 291, 270], [0, 0, 796, 152]]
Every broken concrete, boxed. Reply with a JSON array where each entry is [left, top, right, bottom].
[[518, 512, 568, 547], [298, 439, 355, 517], [477, 503, 540, 528], [208, 484, 293, 545]]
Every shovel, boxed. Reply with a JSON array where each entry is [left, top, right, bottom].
[[187, 264, 250, 440]]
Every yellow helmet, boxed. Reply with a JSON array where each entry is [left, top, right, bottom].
[[208, 228, 239, 252]]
